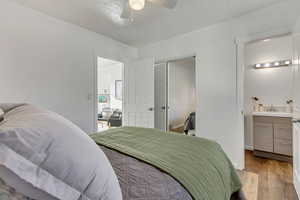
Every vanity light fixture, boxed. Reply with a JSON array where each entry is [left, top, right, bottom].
[[285, 60, 291, 65], [254, 59, 292, 69]]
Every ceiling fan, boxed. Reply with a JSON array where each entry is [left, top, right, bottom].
[[121, 0, 178, 19]]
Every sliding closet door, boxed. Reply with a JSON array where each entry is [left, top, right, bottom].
[[123, 58, 155, 128], [154, 63, 168, 131]]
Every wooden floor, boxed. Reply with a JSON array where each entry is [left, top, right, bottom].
[[245, 150, 298, 200], [170, 126, 184, 133]]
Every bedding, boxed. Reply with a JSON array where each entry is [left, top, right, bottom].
[[0, 103, 25, 113], [101, 146, 244, 200], [92, 127, 243, 200], [0, 176, 34, 200], [101, 145, 193, 200], [0, 104, 122, 200]]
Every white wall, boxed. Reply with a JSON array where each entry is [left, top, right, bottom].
[[138, 0, 300, 169], [98, 58, 123, 113], [168, 58, 196, 129], [140, 21, 242, 168], [244, 35, 293, 149], [0, 0, 137, 133]]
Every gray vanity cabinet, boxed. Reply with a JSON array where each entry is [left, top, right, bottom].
[[253, 116, 292, 158], [273, 123, 293, 156], [254, 122, 273, 152]]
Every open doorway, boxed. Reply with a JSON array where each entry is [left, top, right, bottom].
[[243, 34, 293, 158], [155, 57, 196, 135], [97, 57, 124, 132], [238, 34, 297, 197]]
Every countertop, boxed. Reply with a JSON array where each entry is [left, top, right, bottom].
[[252, 111, 293, 118]]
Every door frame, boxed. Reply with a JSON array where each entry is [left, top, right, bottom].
[[93, 56, 125, 133], [236, 28, 292, 168], [155, 54, 198, 132]]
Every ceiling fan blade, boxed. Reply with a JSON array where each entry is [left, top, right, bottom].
[[120, 0, 132, 19], [148, 0, 178, 9]]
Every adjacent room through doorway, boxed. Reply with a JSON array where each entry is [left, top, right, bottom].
[[155, 57, 196, 135], [97, 57, 124, 132], [240, 34, 297, 198]]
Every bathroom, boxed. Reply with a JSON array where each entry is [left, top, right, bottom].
[[244, 34, 294, 161]]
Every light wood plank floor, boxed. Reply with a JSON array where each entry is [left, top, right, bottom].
[[167, 131, 298, 199], [245, 150, 298, 200], [170, 126, 184, 133]]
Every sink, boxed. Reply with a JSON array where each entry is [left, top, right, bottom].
[[252, 111, 292, 118]]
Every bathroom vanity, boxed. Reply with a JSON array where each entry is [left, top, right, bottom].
[[253, 112, 293, 162]]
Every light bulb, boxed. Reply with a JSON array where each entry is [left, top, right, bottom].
[[274, 62, 280, 66], [129, 0, 145, 10], [255, 64, 261, 68], [285, 60, 291, 65], [264, 63, 271, 67]]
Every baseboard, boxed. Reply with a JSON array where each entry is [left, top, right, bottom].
[[294, 170, 300, 198], [234, 162, 244, 170], [244, 145, 253, 151]]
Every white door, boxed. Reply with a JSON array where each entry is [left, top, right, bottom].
[[236, 41, 245, 151], [154, 63, 168, 131], [123, 58, 155, 128], [292, 33, 300, 194]]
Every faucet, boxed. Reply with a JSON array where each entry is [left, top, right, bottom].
[[269, 104, 276, 112]]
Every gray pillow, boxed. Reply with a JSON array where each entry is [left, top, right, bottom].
[[0, 172, 35, 200], [0, 105, 122, 200], [0, 103, 26, 113]]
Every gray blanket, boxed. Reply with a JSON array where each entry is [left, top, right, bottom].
[[101, 146, 192, 200]]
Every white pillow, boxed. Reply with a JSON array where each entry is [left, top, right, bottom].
[[0, 104, 122, 200]]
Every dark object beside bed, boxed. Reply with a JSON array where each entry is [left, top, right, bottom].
[[184, 112, 195, 134]]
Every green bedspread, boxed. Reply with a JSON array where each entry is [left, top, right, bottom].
[[91, 127, 242, 200]]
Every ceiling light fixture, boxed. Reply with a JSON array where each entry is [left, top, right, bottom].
[[263, 39, 271, 42], [129, 0, 145, 10], [264, 63, 271, 67], [274, 62, 280, 66]]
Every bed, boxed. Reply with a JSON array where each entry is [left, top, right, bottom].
[[92, 127, 244, 200], [0, 104, 244, 200]]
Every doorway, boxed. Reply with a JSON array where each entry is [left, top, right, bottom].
[[155, 57, 196, 135], [97, 57, 124, 132], [237, 33, 295, 167], [238, 33, 297, 198]]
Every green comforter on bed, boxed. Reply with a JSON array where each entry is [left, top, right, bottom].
[[91, 127, 242, 200]]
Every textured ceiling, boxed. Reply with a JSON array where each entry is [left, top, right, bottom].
[[11, 0, 284, 46]]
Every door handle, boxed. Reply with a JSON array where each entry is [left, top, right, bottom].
[[148, 107, 154, 111], [161, 106, 169, 110]]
